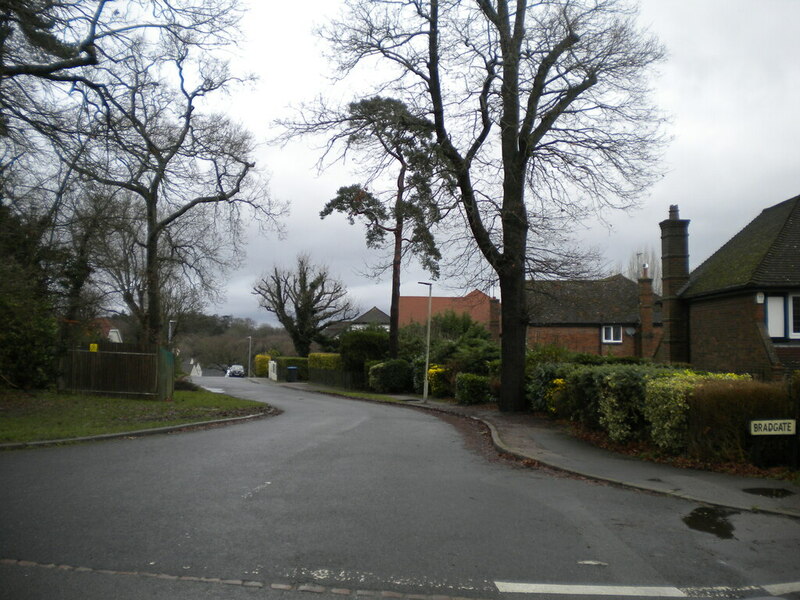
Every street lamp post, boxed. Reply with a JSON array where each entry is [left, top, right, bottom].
[[247, 335, 253, 377], [418, 281, 433, 404]]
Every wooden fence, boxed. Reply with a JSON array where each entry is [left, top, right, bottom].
[[63, 342, 174, 401]]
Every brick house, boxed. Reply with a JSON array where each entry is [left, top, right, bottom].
[[398, 289, 501, 340], [656, 195, 800, 378], [526, 274, 662, 358]]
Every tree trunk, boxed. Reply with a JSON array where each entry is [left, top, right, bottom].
[[497, 262, 528, 412], [388, 222, 403, 359], [145, 202, 162, 346]]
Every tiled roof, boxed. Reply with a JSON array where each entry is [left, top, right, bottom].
[[527, 274, 660, 325], [354, 307, 390, 325], [681, 195, 800, 298]]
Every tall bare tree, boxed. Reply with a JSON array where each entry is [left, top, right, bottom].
[[322, 0, 666, 410], [253, 255, 358, 357], [48, 4, 281, 344]]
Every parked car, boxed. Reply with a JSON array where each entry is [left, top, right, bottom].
[[226, 364, 246, 377]]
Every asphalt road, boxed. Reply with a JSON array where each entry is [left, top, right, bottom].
[[1, 377, 798, 600]]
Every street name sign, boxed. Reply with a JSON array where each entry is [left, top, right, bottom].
[[749, 419, 796, 436]]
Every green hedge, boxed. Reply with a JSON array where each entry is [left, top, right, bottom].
[[455, 373, 492, 405], [643, 371, 749, 454], [308, 353, 342, 370], [274, 357, 308, 381], [254, 354, 271, 377], [687, 379, 794, 466], [368, 359, 413, 394]]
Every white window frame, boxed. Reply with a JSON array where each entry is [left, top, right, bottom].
[[766, 295, 786, 338], [601, 325, 622, 344], [790, 294, 800, 339]]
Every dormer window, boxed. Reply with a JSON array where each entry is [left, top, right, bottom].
[[602, 325, 622, 344]]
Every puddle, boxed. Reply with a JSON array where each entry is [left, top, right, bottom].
[[742, 487, 795, 499], [682, 506, 739, 539]]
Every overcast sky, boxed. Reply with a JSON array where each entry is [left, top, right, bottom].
[[214, 0, 800, 325]]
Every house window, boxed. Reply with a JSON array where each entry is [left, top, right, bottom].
[[601, 325, 622, 344], [766, 294, 800, 339], [791, 295, 800, 339], [766, 295, 786, 338]]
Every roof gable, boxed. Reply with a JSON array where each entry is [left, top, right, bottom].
[[354, 307, 390, 325], [682, 195, 800, 298], [527, 274, 658, 325]]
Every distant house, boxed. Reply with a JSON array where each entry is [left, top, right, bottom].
[[350, 307, 391, 330], [324, 307, 391, 338], [398, 289, 501, 340], [656, 196, 800, 378], [526, 273, 662, 358]]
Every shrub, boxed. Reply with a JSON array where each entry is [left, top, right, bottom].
[[455, 373, 492, 405], [274, 356, 308, 381], [446, 337, 500, 376], [597, 365, 668, 443], [253, 354, 271, 377], [687, 379, 794, 466], [368, 359, 413, 393], [526, 362, 580, 412], [308, 353, 342, 370], [339, 328, 389, 373], [428, 364, 451, 398], [558, 366, 608, 429], [643, 371, 750, 454]]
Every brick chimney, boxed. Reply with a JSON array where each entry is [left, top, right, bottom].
[[659, 205, 690, 363], [637, 264, 655, 358]]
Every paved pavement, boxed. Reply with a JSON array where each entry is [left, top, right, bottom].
[[279, 381, 800, 519]]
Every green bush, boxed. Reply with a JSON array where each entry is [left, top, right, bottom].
[[526, 362, 579, 412], [455, 373, 492, 405], [446, 337, 500, 376], [308, 353, 342, 370], [597, 365, 670, 443], [368, 359, 413, 393], [687, 379, 794, 466], [339, 328, 389, 373], [428, 364, 452, 398], [643, 371, 750, 454], [253, 354, 271, 377], [274, 357, 308, 381]]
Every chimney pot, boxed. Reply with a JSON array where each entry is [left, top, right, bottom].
[[669, 205, 680, 220]]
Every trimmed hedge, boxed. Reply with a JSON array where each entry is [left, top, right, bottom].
[[687, 379, 794, 466], [308, 353, 342, 370], [273, 357, 308, 381], [643, 371, 749, 454], [455, 373, 492, 405], [368, 359, 413, 394], [254, 354, 271, 377]]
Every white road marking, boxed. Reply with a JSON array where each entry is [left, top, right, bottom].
[[494, 581, 686, 597], [763, 581, 800, 595], [203, 388, 226, 394]]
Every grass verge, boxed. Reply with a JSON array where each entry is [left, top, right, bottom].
[[0, 387, 278, 444]]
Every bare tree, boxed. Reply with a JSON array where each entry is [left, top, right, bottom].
[[253, 255, 359, 357], [50, 7, 282, 344], [321, 0, 666, 411], [620, 245, 661, 294]]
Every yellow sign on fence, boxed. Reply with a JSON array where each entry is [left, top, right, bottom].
[[89, 343, 98, 353]]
